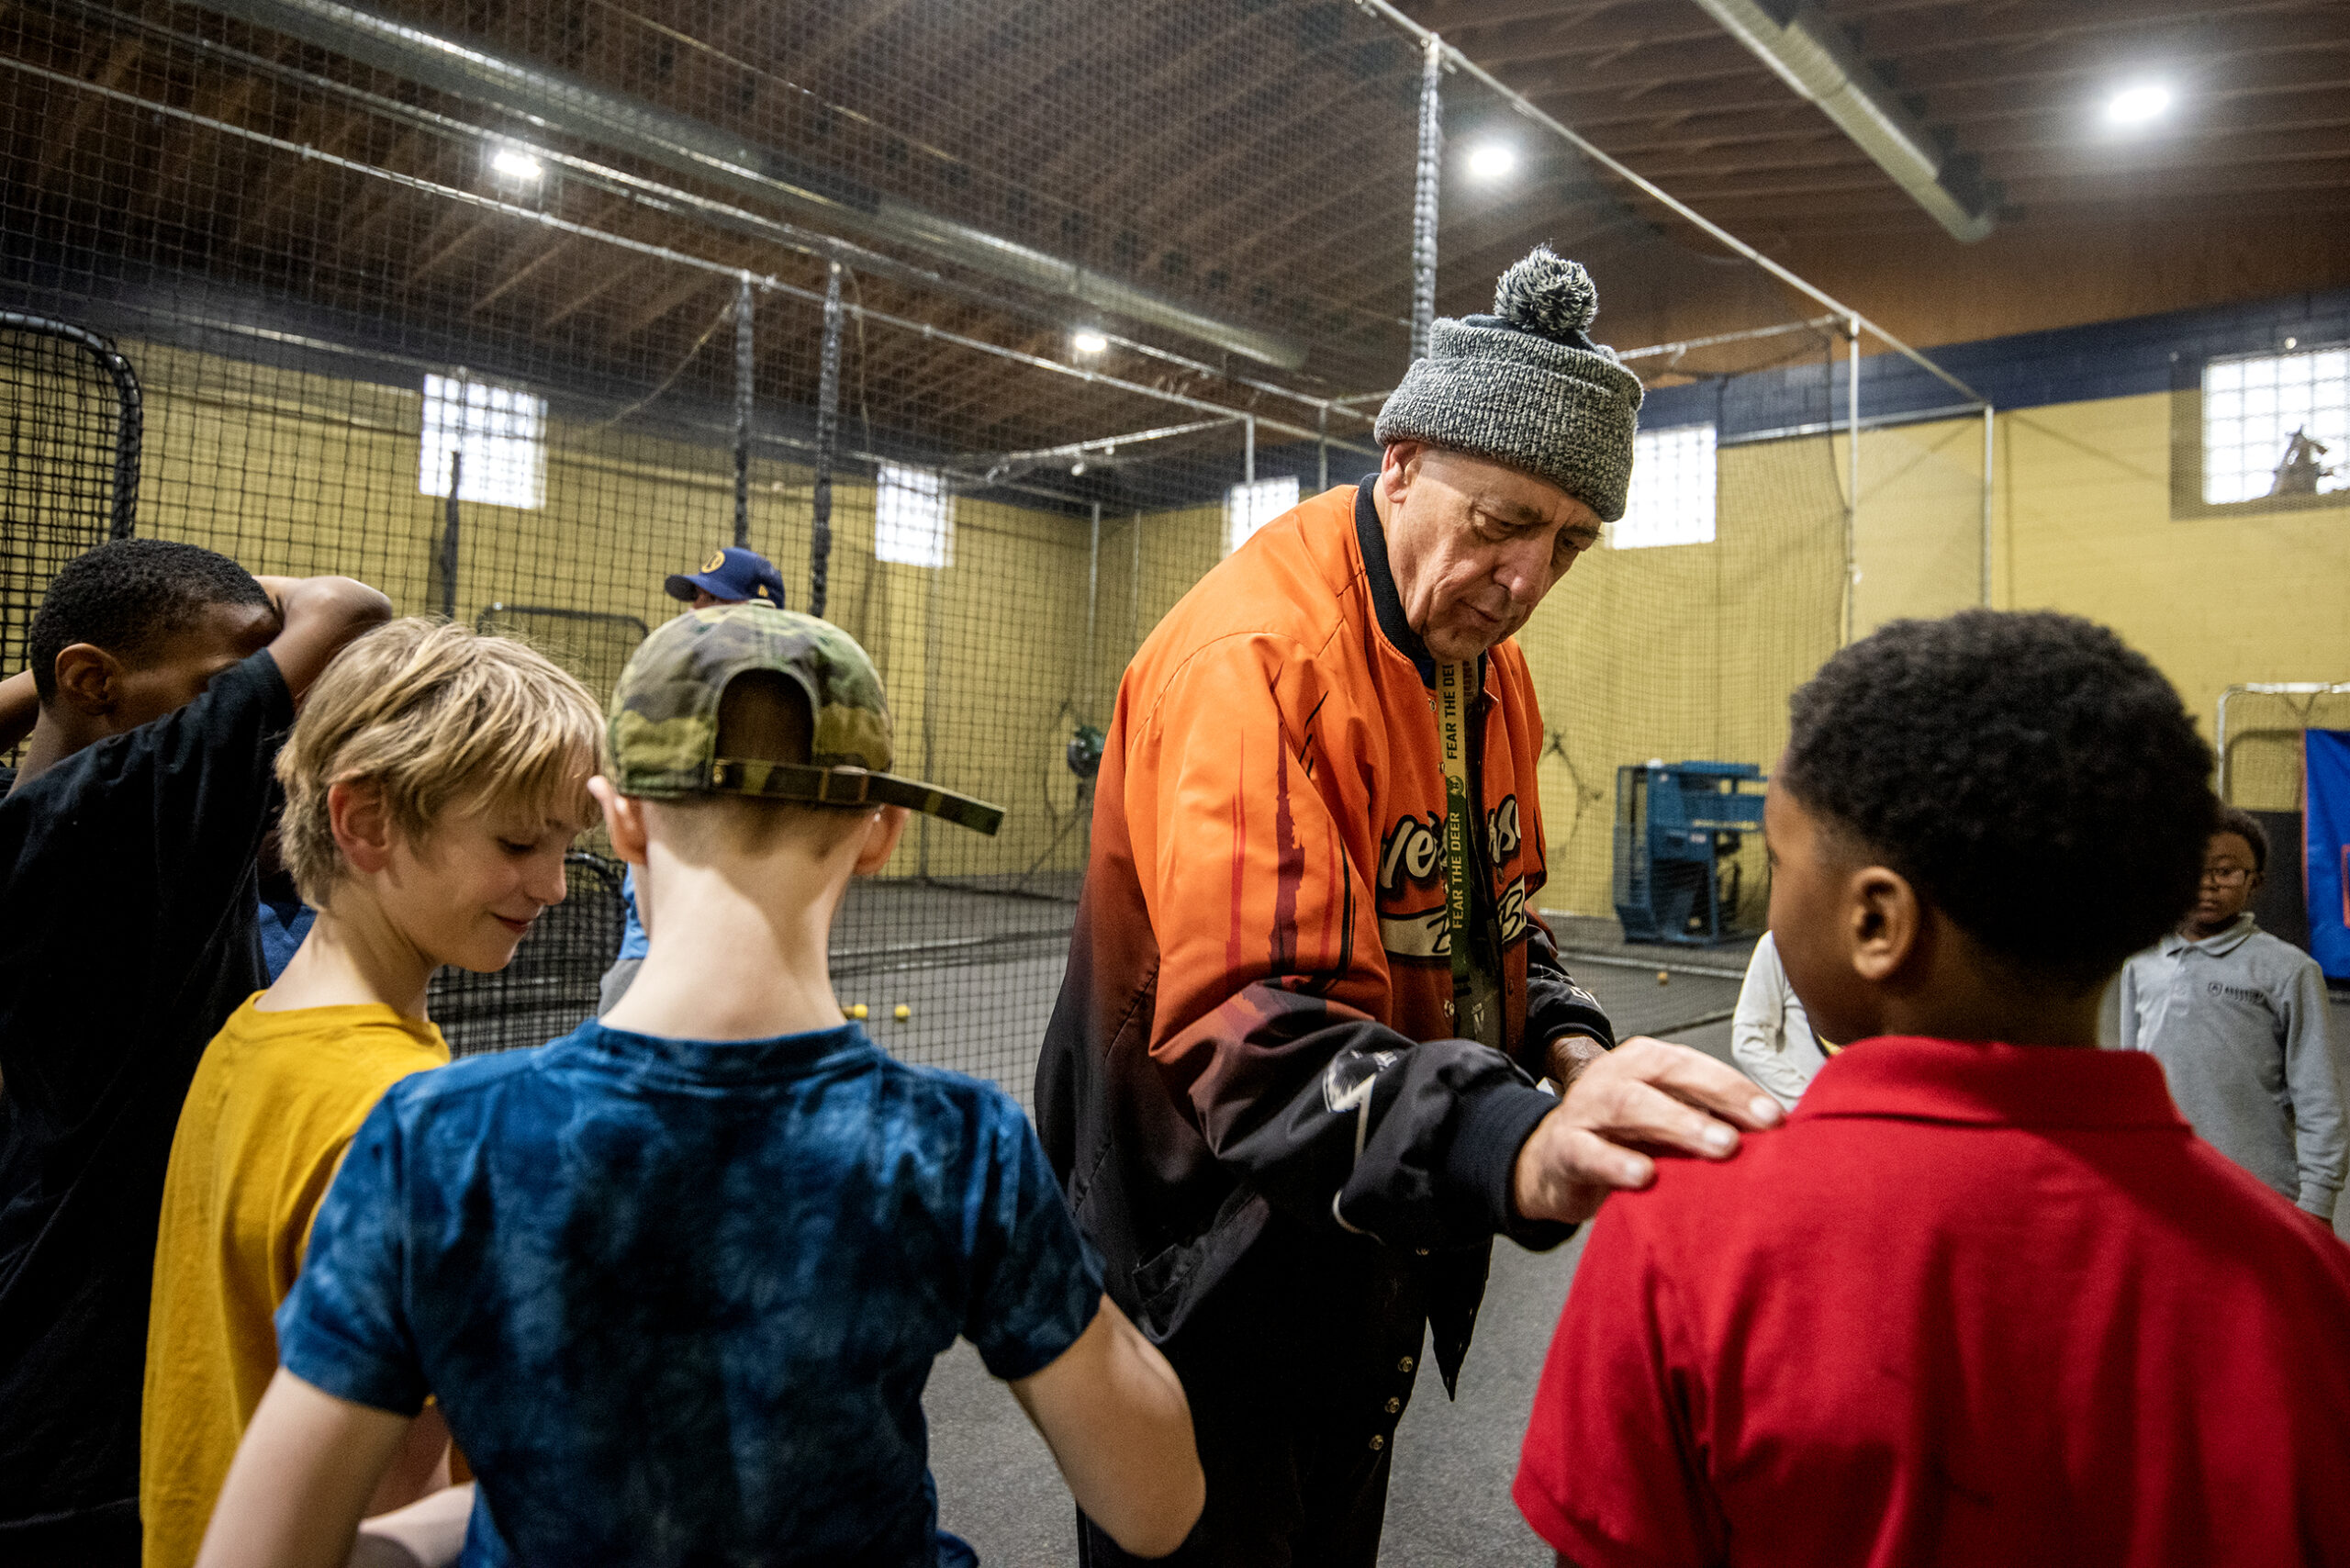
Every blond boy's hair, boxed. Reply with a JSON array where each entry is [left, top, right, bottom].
[[274, 618, 604, 905]]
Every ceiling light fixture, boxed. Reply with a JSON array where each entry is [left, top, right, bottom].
[[1466, 142, 1516, 182], [489, 146, 544, 183], [1071, 330, 1109, 355], [2105, 83, 2173, 126]]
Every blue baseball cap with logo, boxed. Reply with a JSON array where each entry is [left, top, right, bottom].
[[665, 546, 789, 608]]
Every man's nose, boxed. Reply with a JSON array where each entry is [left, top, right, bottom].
[[1493, 532, 1555, 603]]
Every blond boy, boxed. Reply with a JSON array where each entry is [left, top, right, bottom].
[[141, 620, 603, 1568]]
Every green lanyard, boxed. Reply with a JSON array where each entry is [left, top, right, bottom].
[[1437, 662, 1502, 1047]]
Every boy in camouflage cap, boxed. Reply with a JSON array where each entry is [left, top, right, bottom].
[[207, 604, 1204, 1568], [606, 602, 1003, 834], [599, 599, 995, 1012]]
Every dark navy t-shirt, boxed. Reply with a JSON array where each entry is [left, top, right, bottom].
[[0, 648, 291, 1553], [279, 1020, 1102, 1567]]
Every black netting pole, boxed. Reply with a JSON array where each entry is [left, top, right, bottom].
[[438, 449, 461, 622], [810, 261, 843, 618], [732, 273, 753, 550], [1410, 33, 1443, 364], [107, 353, 140, 541]]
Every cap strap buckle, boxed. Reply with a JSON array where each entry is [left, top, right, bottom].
[[705, 756, 1006, 836], [709, 758, 871, 805]]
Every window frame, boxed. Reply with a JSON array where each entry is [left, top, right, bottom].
[[419, 373, 547, 512], [874, 462, 957, 568], [2171, 342, 2350, 521], [1608, 421, 1718, 551], [1224, 475, 1301, 556]]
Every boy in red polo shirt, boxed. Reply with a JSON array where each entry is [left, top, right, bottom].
[[1515, 610, 2350, 1568]]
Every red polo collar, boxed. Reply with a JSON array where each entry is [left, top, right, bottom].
[[1790, 1036, 2186, 1131]]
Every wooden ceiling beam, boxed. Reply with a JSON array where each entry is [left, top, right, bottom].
[[1401, 1, 1621, 36], [39, 36, 143, 202], [543, 257, 648, 330], [398, 209, 498, 290], [1514, 34, 2348, 135], [1841, 0, 2340, 66], [610, 270, 728, 341]]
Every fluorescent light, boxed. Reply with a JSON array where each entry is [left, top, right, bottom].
[[489, 146, 544, 183], [2106, 84, 2172, 126], [1466, 143, 1516, 182], [1071, 330, 1109, 355]]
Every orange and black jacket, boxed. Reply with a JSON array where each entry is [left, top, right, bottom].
[[1036, 479, 1614, 1392]]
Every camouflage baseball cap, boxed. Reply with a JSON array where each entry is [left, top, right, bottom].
[[608, 603, 1003, 835]]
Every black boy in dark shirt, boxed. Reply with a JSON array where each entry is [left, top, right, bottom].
[[0, 540, 388, 1563]]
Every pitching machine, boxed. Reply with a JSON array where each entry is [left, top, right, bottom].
[[1612, 760, 1767, 946]]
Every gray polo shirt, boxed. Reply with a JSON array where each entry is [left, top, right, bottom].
[[2121, 913, 2345, 1216]]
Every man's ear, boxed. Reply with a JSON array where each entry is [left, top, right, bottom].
[[587, 777, 647, 867], [50, 644, 121, 717], [854, 805, 911, 876], [328, 779, 397, 876], [1845, 864, 1925, 984], [1379, 441, 1428, 508]]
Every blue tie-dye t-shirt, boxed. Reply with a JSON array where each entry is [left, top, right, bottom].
[[277, 1020, 1102, 1567]]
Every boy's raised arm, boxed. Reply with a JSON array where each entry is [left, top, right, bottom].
[[1008, 1294, 1204, 1559], [256, 575, 394, 698], [195, 1368, 415, 1568], [0, 667, 36, 753]]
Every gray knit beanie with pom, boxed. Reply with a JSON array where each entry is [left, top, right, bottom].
[[1375, 246, 1646, 522]]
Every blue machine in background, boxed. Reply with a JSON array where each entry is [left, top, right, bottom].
[[1613, 760, 1768, 946]]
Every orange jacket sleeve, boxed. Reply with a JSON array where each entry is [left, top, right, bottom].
[[1123, 631, 1565, 1250]]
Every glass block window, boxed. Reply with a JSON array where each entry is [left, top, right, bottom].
[[1610, 423, 1716, 549], [2202, 347, 2348, 504], [1225, 476, 1300, 555], [875, 463, 955, 567], [420, 375, 545, 510]]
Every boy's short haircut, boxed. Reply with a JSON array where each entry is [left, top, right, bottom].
[[274, 618, 604, 905], [650, 673, 852, 857], [2213, 805, 2269, 874], [1780, 609, 2215, 991], [27, 539, 274, 700]]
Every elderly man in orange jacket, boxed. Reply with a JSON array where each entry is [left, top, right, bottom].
[[1036, 247, 1786, 1566]]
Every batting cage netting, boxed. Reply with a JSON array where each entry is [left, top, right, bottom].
[[2, 0, 1990, 1092]]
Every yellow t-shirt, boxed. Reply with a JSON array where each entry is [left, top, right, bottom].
[[140, 996, 449, 1568]]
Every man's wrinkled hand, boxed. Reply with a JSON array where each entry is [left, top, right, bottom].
[[1512, 1036, 1784, 1226]]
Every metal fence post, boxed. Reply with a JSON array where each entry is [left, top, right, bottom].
[[811, 261, 843, 617], [1844, 313, 1860, 645], [1410, 34, 1443, 365], [1980, 402, 1995, 608], [732, 271, 754, 550], [436, 449, 462, 622]]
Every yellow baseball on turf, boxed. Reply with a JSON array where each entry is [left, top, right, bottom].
[[894, 1004, 912, 1021], [1656, 969, 1670, 985]]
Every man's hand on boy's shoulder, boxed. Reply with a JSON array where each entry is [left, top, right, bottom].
[[1513, 1036, 1786, 1226], [258, 576, 393, 697]]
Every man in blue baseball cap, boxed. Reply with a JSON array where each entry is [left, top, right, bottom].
[[665, 546, 788, 610], [600, 546, 790, 1012]]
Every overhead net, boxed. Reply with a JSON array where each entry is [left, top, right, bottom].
[[2, 0, 1966, 1093]]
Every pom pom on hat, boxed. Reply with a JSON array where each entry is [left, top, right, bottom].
[[1492, 244, 1597, 342], [1376, 243, 1643, 521]]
